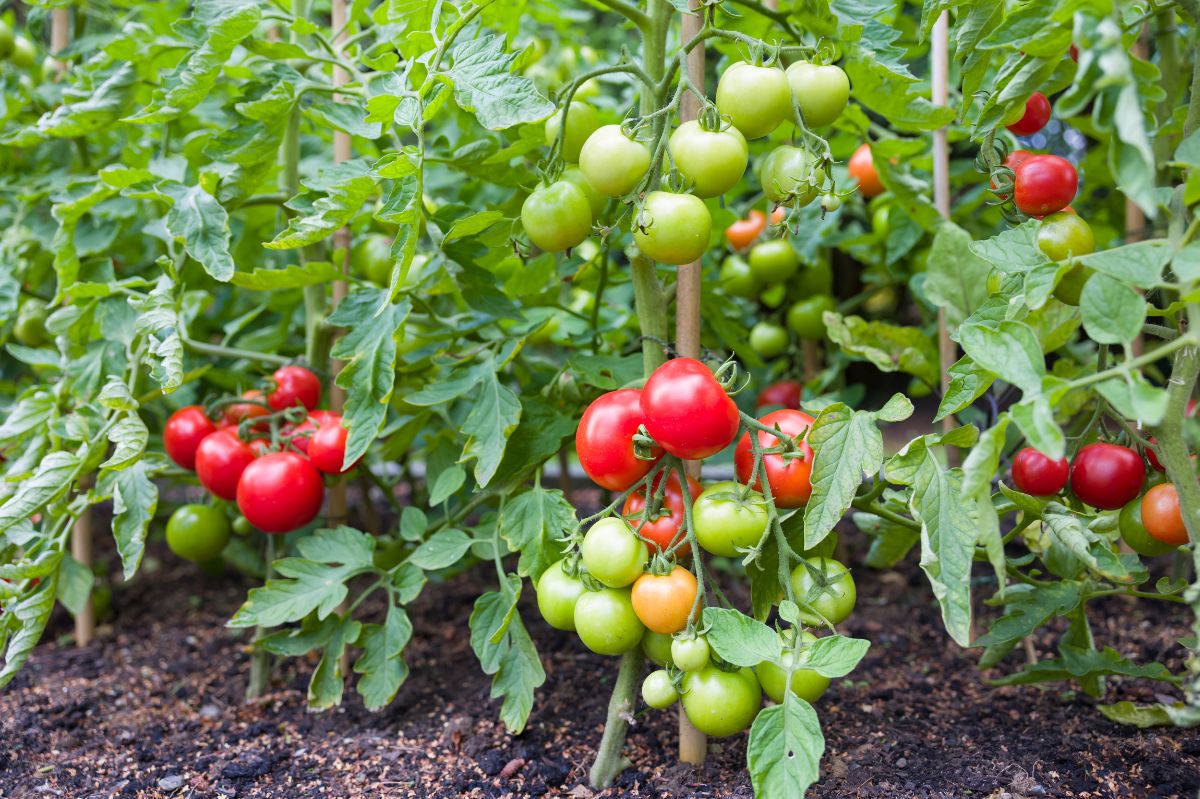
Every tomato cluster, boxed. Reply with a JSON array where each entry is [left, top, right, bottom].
[[162, 365, 362, 556]]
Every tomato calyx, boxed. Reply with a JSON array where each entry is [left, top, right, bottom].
[[697, 103, 728, 134]]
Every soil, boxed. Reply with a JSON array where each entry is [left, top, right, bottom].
[[2, 528, 1199, 799]]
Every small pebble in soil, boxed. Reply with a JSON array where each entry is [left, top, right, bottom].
[[158, 775, 184, 791], [895, 757, 906, 768], [199, 704, 220, 720]]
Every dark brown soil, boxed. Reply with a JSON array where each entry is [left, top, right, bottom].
[[2, 534, 1199, 799]]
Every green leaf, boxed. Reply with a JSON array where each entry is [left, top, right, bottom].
[[1075, 240, 1171, 290], [974, 582, 1082, 647], [1079, 273, 1145, 345], [969, 222, 1046, 273], [0, 452, 80, 529], [1041, 505, 1130, 582], [101, 414, 148, 470], [460, 357, 522, 487], [702, 607, 781, 668], [303, 97, 383, 139], [35, 63, 138, 138], [164, 182, 238, 282], [110, 462, 158, 580], [842, 48, 956, 132], [567, 353, 645, 390], [854, 512, 920, 569], [130, 277, 184, 392], [802, 635, 870, 678], [990, 645, 1173, 687], [824, 313, 940, 387], [1008, 396, 1065, 460], [958, 320, 1044, 395], [0, 577, 58, 689], [230, 262, 344, 290], [500, 486, 577, 581], [355, 604, 414, 709], [443, 210, 505, 243], [0, 391, 55, 445], [399, 506, 428, 542], [470, 577, 545, 734], [408, 529, 473, 570], [442, 33, 555, 130], [56, 554, 95, 617], [923, 222, 993, 329], [1098, 701, 1186, 729], [961, 418, 1009, 498], [267, 160, 378, 250], [1095, 371, 1168, 426], [429, 465, 467, 506], [308, 615, 362, 711], [746, 700, 824, 799]]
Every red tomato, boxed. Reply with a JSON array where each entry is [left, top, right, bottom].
[[267, 365, 321, 412], [236, 451, 325, 533], [164, 406, 218, 471], [195, 430, 257, 501], [1014, 155, 1077, 216], [577, 389, 664, 491], [733, 409, 815, 508], [623, 472, 703, 555], [248, 439, 272, 456], [725, 210, 766, 251], [1069, 44, 1079, 62], [640, 358, 740, 461], [1006, 92, 1051, 136], [992, 150, 1035, 201], [1142, 483, 1188, 545], [309, 415, 357, 474], [1070, 442, 1146, 510], [289, 410, 341, 454], [756, 380, 803, 411], [848, 144, 883, 198], [224, 390, 271, 429], [1011, 448, 1069, 496]]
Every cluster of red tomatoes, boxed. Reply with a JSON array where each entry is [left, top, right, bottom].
[[537, 358, 857, 736], [1012, 438, 1189, 555], [162, 366, 357, 554], [524, 59, 851, 264]]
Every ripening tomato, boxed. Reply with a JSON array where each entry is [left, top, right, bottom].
[[755, 630, 830, 704], [544, 101, 601, 162], [785, 61, 850, 128], [669, 120, 749, 198], [579, 124, 652, 197], [166, 504, 231, 563], [573, 587, 645, 655], [715, 62, 792, 139], [642, 669, 679, 709], [236, 451, 325, 533], [164, 406, 218, 470], [631, 566, 697, 634], [757, 380, 802, 411], [521, 180, 593, 253], [195, 430, 257, 501], [790, 557, 856, 626], [634, 191, 712, 265], [1005, 92, 1052, 136], [725, 210, 767, 250], [308, 415, 357, 474], [267, 365, 321, 412], [1014, 155, 1077, 216], [622, 472, 703, 555], [681, 665, 762, 737], [759, 145, 819, 206], [671, 634, 711, 672], [1119, 497, 1177, 556], [536, 560, 587, 631], [1038, 212, 1094, 261], [1142, 483, 1188, 545], [1011, 448, 1069, 497], [224, 390, 271, 429], [581, 517, 648, 588], [849, 144, 883, 198], [1069, 442, 1145, 510], [576, 389, 663, 491], [692, 481, 770, 557], [640, 358, 740, 460], [734, 409, 815, 508]]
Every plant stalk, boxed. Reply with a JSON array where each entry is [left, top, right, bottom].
[[588, 647, 645, 788]]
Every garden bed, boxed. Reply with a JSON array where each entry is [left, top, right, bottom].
[[3, 532, 1197, 799]]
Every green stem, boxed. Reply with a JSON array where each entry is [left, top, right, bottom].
[[181, 334, 291, 367], [1065, 334, 1197, 391], [1185, 22, 1200, 139], [588, 647, 645, 788], [246, 533, 276, 701]]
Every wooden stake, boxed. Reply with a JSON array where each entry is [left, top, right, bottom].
[[675, 0, 707, 769], [931, 12, 956, 449]]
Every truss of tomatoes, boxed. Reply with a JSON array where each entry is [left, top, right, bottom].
[[164, 365, 359, 541], [540, 356, 857, 737]]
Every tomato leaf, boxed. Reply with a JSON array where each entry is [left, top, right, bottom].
[[470, 575, 545, 734], [0, 452, 80, 529], [746, 699, 824, 799], [853, 511, 920, 569], [308, 616, 363, 711], [459, 355, 522, 487], [500, 486, 576, 581], [823, 313, 940, 387], [703, 607, 781, 668], [923, 222, 993, 329], [934, 356, 996, 422], [990, 644, 1174, 687], [109, 461, 159, 580], [429, 465, 467, 506], [55, 554, 95, 618], [408, 529, 473, 571], [1098, 701, 1187, 729], [441, 33, 554, 131], [355, 604, 414, 710], [802, 635, 870, 678], [230, 262, 345, 291], [0, 576, 59, 689], [1079, 273, 1145, 345], [958, 320, 1044, 395]]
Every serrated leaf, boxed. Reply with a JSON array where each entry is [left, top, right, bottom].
[[408, 529, 472, 570], [230, 262, 344, 290], [0, 452, 80, 529], [746, 700, 824, 799], [703, 607, 781, 668], [500, 486, 576, 581], [442, 33, 555, 130], [923, 222, 993, 329], [267, 160, 378, 250], [308, 615, 362, 711], [469, 576, 544, 733], [460, 358, 522, 487], [111, 461, 158, 580], [824, 313, 940, 387], [0, 576, 58, 689], [101, 414, 148, 470], [355, 604, 413, 709], [1079, 273, 1145, 345], [974, 582, 1082, 647], [990, 644, 1174, 687]]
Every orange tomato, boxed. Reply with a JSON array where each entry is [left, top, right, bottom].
[[769, 206, 786, 225], [631, 566, 698, 634], [725, 209, 766, 250], [1143, 483, 1188, 546], [848, 143, 884, 198]]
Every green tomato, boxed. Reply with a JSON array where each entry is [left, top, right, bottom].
[[750, 321, 789, 358], [785, 62, 850, 128], [634, 191, 711, 265], [693, 481, 770, 558], [820, 193, 842, 213], [715, 62, 792, 140], [642, 669, 680, 709], [574, 587, 645, 655], [561, 165, 605, 218], [353, 233, 394, 286], [1037, 212, 1094, 261], [544, 101, 600, 163], [908, 245, 931, 274], [863, 285, 898, 317], [537, 560, 588, 631], [670, 635, 711, 672], [791, 257, 833, 296], [166, 504, 232, 563], [232, 515, 254, 536], [12, 298, 48, 347], [871, 202, 891, 237], [10, 36, 35, 70], [786, 295, 835, 340], [643, 630, 675, 666], [748, 239, 800, 283], [1119, 497, 1176, 557], [1053, 263, 1094, 306], [579, 125, 651, 197], [759, 282, 788, 309], [719, 256, 760, 299], [759, 145, 819, 206], [669, 120, 749, 198], [986, 271, 1004, 295], [789, 557, 856, 626], [0, 21, 13, 58], [581, 517, 647, 588], [755, 631, 830, 703], [681, 665, 763, 737], [521, 180, 593, 253]]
